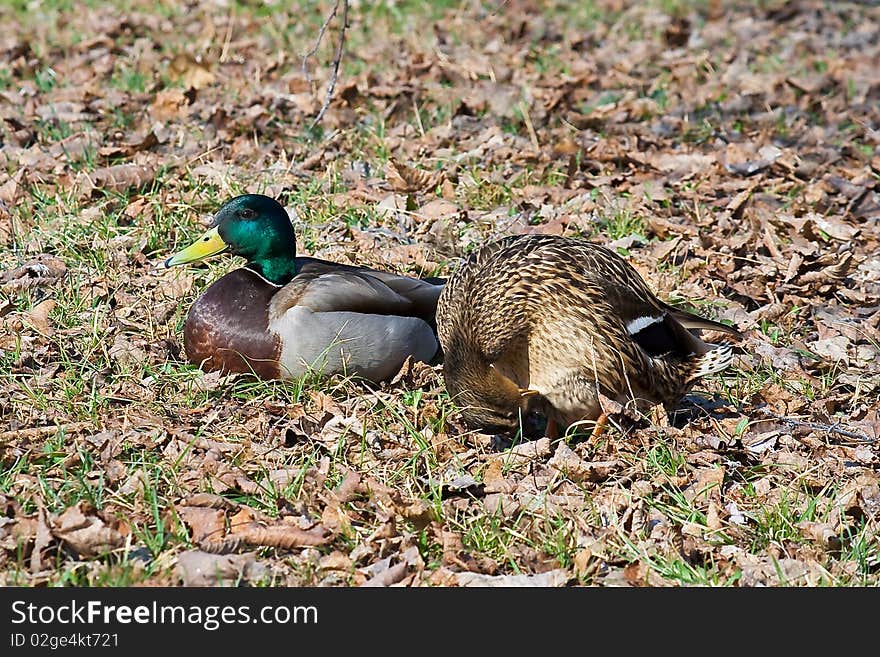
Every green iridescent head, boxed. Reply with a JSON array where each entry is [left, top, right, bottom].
[[165, 194, 298, 285]]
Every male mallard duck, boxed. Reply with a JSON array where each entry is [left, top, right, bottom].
[[164, 194, 443, 382], [436, 234, 742, 436]]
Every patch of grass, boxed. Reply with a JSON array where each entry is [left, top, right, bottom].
[[596, 206, 647, 241], [458, 167, 514, 211], [109, 64, 149, 93]]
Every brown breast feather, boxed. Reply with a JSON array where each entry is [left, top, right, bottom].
[[184, 268, 282, 379]]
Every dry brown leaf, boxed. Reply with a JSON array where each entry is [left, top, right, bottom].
[[796, 521, 840, 549], [706, 500, 723, 530], [76, 163, 157, 199], [320, 498, 352, 534], [176, 550, 265, 586], [386, 159, 438, 194], [548, 442, 619, 483], [334, 469, 362, 503], [454, 569, 570, 587], [361, 561, 408, 587], [506, 437, 552, 466], [51, 503, 125, 558], [150, 88, 190, 120], [180, 493, 239, 510], [684, 467, 726, 507], [416, 198, 459, 221], [1, 254, 67, 292], [482, 457, 513, 493], [319, 550, 353, 573], [0, 169, 27, 206], [176, 506, 227, 545], [572, 549, 596, 578], [168, 53, 216, 90], [230, 522, 331, 549], [98, 129, 162, 158], [30, 507, 53, 574], [109, 334, 148, 368], [0, 169, 27, 243], [399, 500, 434, 527], [809, 336, 850, 365], [25, 299, 56, 336], [360, 546, 424, 587]]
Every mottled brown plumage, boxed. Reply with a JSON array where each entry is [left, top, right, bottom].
[[436, 234, 742, 433]]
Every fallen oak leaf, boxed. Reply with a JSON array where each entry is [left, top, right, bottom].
[[179, 493, 239, 510], [320, 497, 352, 534], [30, 506, 53, 574], [176, 550, 265, 586], [0, 421, 95, 444], [809, 336, 850, 365], [25, 299, 56, 336], [0, 169, 27, 206], [1, 254, 67, 292], [482, 457, 513, 493], [454, 569, 570, 587], [386, 158, 439, 194], [441, 528, 498, 574], [398, 500, 434, 528], [176, 505, 227, 545], [548, 442, 619, 483], [781, 251, 855, 290], [318, 551, 354, 575], [51, 502, 125, 558], [504, 437, 552, 467], [811, 215, 859, 241], [168, 52, 216, 90], [109, 333, 149, 368], [361, 560, 408, 587], [360, 546, 424, 587], [97, 129, 160, 159], [150, 88, 190, 121], [75, 163, 157, 200], [796, 521, 841, 550], [334, 469, 362, 503], [230, 523, 331, 549], [228, 505, 330, 548]]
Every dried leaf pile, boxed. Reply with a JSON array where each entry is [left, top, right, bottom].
[[0, 0, 878, 586]]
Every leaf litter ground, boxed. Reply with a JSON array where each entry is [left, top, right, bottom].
[[0, 0, 878, 586]]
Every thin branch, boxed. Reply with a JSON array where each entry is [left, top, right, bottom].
[[519, 100, 540, 151], [300, 0, 349, 128], [218, 9, 235, 64], [311, 0, 349, 129], [758, 409, 875, 443], [300, 0, 341, 85]]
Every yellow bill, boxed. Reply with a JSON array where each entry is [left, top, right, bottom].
[[164, 226, 227, 267]]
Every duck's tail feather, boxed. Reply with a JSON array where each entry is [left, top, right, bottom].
[[686, 342, 735, 383]]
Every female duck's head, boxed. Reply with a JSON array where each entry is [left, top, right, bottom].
[[165, 194, 298, 285]]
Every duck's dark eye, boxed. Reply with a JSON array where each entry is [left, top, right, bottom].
[[239, 208, 256, 219]]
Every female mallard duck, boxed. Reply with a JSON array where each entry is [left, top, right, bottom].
[[436, 234, 742, 436], [164, 194, 443, 382]]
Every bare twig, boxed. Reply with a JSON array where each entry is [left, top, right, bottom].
[[758, 409, 875, 443], [300, 0, 341, 84], [301, 0, 350, 129], [519, 100, 540, 150], [218, 10, 235, 63]]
